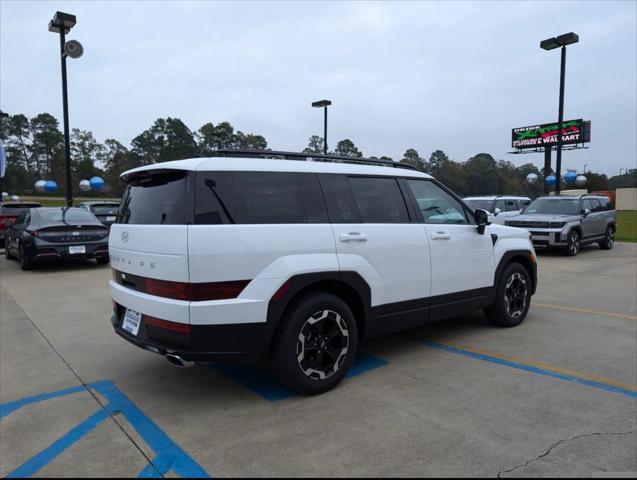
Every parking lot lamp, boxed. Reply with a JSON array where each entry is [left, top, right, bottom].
[[312, 100, 332, 155], [540, 32, 579, 195], [49, 11, 83, 207]]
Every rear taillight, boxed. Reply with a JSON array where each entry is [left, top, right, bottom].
[[27, 230, 40, 237], [143, 278, 250, 302], [144, 315, 190, 334]]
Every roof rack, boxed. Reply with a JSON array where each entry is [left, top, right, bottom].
[[210, 149, 417, 171]]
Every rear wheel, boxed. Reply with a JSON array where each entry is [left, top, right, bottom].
[[19, 244, 34, 270], [4, 238, 15, 260], [272, 293, 358, 395], [484, 262, 531, 328], [564, 229, 581, 256], [599, 226, 615, 250]]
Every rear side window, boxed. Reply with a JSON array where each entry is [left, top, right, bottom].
[[348, 177, 409, 223], [590, 199, 603, 212], [599, 198, 612, 211], [505, 200, 518, 211], [318, 174, 361, 224], [119, 171, 192, 225], [195, 172, 327, 224]]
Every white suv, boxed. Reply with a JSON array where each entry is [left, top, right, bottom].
[[109, 151, 537, 394], [463, 196, 532, 225]]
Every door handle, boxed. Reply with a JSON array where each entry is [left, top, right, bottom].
[[339, 232, 368, 242], [431, 231, 451, 240]]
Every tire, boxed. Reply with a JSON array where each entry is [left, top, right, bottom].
[[484, 262, 532, 328], [4, 238, 15, 260], [564, 229, 581, 256], [599, 226, 615, 250], [19, 244, 34, 271], [96, 256, 109, 265], [271, 292, 359, 395]]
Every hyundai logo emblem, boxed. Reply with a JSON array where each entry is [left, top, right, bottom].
[[121, 231, 129, 243]]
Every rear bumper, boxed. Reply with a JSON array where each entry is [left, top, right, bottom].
[[111, 310, 272, 362], [26, 241, 109, 261]]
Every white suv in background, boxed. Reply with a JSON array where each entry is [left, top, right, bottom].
[[109, 151, 538, 394], [464, 195, 532, 224]]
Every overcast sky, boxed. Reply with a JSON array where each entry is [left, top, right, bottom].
[[1, 0, 635, 175]]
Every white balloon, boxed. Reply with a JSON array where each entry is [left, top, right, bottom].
[[526, 173, 538, 184], [35, 180, 47, 192], [1, 192, 8, 200], [575, 175, 587, 186], [79, 179, 91, 192], [10, 195, 19, 201]]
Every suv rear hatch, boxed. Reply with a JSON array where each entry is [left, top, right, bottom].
[[109, 170, 193, 283]]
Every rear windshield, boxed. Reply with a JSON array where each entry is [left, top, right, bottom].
[[90, 204, 120, 215], [524, 198, 580, 215], [118, 171, 191, 225], [36, 208, 97, 224], [1, 204, 41, 214], [464, 199, 494, 212]]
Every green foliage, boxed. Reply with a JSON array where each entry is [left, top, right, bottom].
[[303, 135, 325, 154], [333, 139, 362, 158], [616, 211, 637, 243]]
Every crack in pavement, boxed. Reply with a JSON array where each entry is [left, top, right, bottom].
[[496, 430, 636, 478]]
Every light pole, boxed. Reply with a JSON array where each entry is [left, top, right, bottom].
[[541, 32, 579, 194], [312, 100, 331, 155], [49, 11, 83, 207], [583, 164, 588, 173]]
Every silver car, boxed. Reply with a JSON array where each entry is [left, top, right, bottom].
[[463, 196, 531, 225], [505, 195, 616, 256]]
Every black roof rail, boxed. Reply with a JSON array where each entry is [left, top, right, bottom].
[[209, 149, 418, 171]]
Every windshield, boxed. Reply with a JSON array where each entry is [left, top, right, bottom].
[[36, 208, 98, 224], [464, 199, 494, 212], [524, 198, 580, 215], [118, 170, 190, 225], [90, 204, 120, 215]]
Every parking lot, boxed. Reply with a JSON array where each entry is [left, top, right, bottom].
[[1, 243, 635, 477]]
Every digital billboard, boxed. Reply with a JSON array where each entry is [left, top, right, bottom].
[[512, 119, 591, 149]]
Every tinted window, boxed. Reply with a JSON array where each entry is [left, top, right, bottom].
[[90, 204, 120, 215], [525, 198, 580, 215], [348, 177, 409, 223], [318, 174, 361, 223], [35, 208, 97, 224], [590, 199, 603, 212], [234, 172, 306, 224], [464, 199, 494, 212], [505, 200, 519, 212], [0, 203, 41, 214], [519, 199, 531, 207], [119, 170, 191, 225], [599, 197, 612, 211], [582, 199, 594, 212], [195, 171, 235, 224], [407, 180, 469, 224]]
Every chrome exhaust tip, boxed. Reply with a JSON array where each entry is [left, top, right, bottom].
[[166, 353, 194, 368]]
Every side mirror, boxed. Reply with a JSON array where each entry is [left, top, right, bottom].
[[582, 208, 591, 217], [474, 209, 490, 235], [494, 208, 501, 216]]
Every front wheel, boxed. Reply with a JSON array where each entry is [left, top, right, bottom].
[[4, 238, 15, 260], [484, 262, 532, 328], [564, 229, 581, 256], [271, 293, 358, 395], [599, 226, 615, 250]]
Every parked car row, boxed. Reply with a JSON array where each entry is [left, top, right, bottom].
[[1, 200, 120, 270]]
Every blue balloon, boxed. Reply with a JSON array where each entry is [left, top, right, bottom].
[[545, 175, 556, 186], [565, 171, 578, 184], [44, 180, 58, 193], [89, 176, 105, 191]]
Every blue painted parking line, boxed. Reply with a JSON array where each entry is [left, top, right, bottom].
[[410, 338, 637, 400], [0, 380, 210, 478], [213, 352, 389, 401]]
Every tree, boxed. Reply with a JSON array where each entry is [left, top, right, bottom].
[[236, 132, 267, 150], [584, 172, 609, 191], [102, 139, 138, 196], [400, 149, 427, 171], [428, 150, 449, 174], [303, 135, 324, 154], [71, 128, 105, 183], [132, 117, 198, 164], [29, 113, 63, 177], [334, 139, 362, 158]]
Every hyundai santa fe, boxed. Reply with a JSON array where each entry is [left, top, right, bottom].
[[109, 151, 538, 394]]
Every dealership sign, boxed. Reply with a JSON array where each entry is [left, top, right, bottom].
[[512, 119, 591, 149]]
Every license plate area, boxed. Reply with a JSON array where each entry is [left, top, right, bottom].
[[68, 245, 86, 254], [122, 309, 141, 336]]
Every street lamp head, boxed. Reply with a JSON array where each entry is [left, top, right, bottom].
[[541, 32, 579, 50], [557, 32, 579, 46], [48, 11, 76, 34], [540, 37, 560, 51], [312, 100, 332, 108]]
